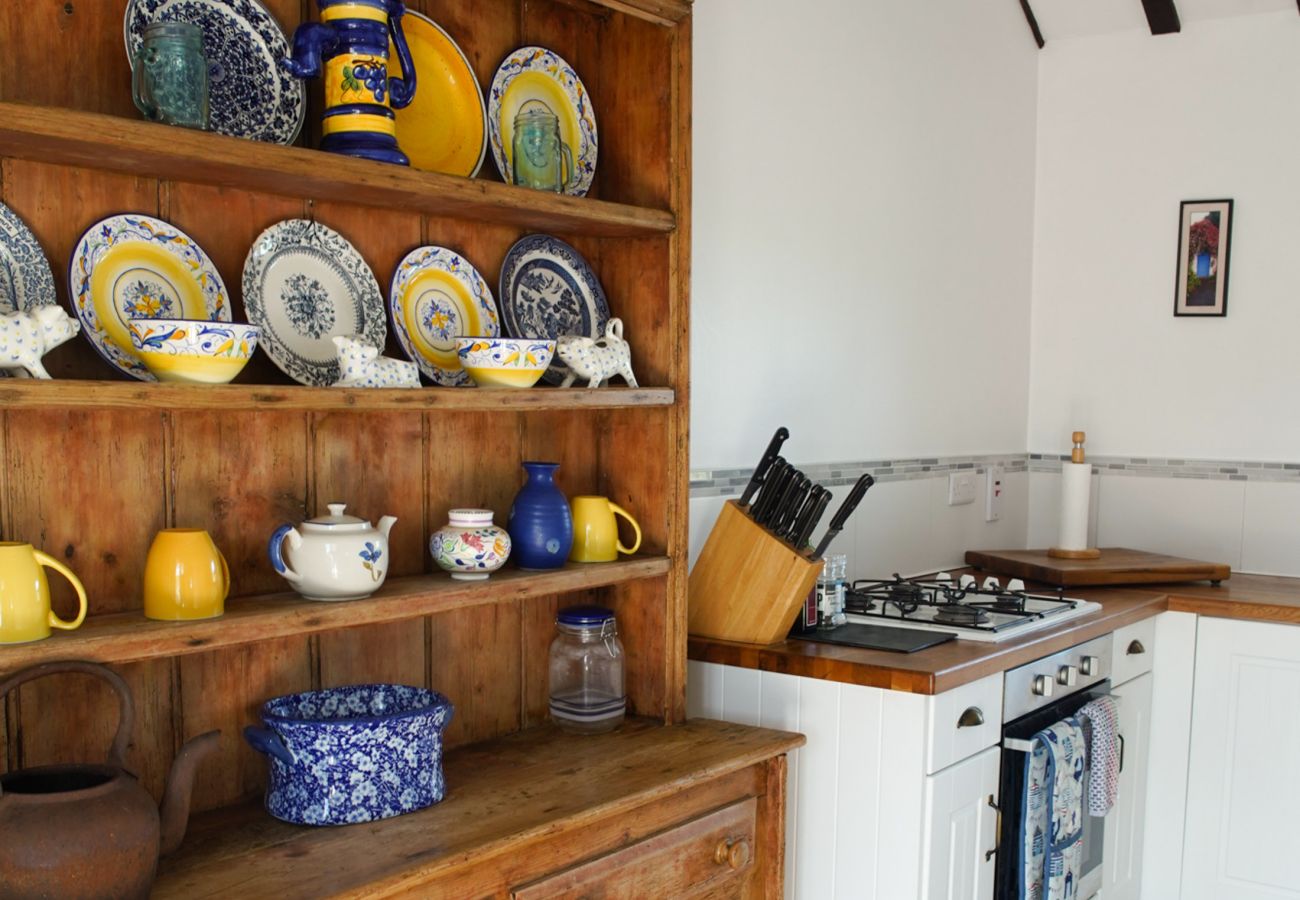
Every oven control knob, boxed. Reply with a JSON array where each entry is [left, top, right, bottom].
[[1080, 655, 1101, 677], [1033, 674, 1054, 697], [1057, 665, 1079, 687]]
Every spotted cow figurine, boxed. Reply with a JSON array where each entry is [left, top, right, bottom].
[[0, 305, 81, 378], [332, 335, 420, 388], [555, 318, 637, 389]]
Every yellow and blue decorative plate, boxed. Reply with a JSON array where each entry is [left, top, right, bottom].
[[69, 214, 230, 381], [388, 12, 487, 178], [488, 46, 597, 196], [390, 246, 499, 387]]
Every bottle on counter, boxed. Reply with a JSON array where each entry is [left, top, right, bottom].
[[816, 554, 849, 629]]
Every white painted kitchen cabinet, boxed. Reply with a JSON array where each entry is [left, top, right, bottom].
[[921, 745, 1000, 900], [1180, 618, 1300, 899], [1101, 671, 1152, 900]]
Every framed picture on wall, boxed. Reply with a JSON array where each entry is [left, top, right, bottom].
[[1174, 198, 1233, 316]]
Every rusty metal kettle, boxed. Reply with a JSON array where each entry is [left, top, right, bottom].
[[0, 660, 220, 900]]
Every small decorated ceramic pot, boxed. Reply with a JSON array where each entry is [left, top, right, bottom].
[[430, 509, 511, 580]]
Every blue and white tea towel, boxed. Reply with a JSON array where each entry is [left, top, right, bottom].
[[1077, 695, 1121, 815], [1021, 719, 1086, 900]]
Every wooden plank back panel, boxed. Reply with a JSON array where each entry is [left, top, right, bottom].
[[428, 603, 523, 748], [178, 637, 314, 813], [592, 236, 673, 388], [602, 578, 667, 719], [171, 411, 309, 596], [318, 621, 428, 688], [426, 412, 523, 565], [601, 406, 670, 555]]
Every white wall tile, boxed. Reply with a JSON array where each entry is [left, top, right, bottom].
[[1240, 481, 1300, 576], [1096, 475, 1244, 568], [688, 495, 728, 569], [925, 470, 1032, 574], [1025, 469, 1100, 548], [851, 478, 933, 579]]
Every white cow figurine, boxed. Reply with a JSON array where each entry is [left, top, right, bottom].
[[332, 335, 420, 389], [555, 318, 637, 389], [0, 305, 81, 379]]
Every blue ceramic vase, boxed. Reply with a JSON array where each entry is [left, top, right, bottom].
[[508, 462, 573, 570]]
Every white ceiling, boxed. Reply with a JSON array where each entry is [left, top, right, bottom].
[[1030, 0, 1294, 41]]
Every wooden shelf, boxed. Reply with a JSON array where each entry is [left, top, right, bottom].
[[0, 103, 675, 238], [155, 717, 802, 899], [0, 379, 674, 412], [0, 558, 670, 673], [573, 0, 692, 26]]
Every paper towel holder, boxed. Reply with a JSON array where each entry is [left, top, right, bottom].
[[1048, 430, 1102, 560]]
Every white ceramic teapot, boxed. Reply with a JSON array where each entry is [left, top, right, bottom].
[[268, 504, 396, 601]]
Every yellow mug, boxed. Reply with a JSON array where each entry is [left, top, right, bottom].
[[569, 496, 642, 563], [144, 529, 230, 621], [0, 541, 88, 644]]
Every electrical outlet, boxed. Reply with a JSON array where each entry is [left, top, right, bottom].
[[947, 472, 976, 506], [985, 466, 1004, 522]]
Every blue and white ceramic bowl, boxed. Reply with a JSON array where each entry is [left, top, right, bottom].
[[455, 337, 555, 388], [128, 318, 259, 384], [244, 684, 454, 826]]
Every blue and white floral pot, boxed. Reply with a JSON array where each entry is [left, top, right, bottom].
[[244, 683, 453, 826]]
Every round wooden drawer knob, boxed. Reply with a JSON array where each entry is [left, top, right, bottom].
[[715, 838, 751, 870]]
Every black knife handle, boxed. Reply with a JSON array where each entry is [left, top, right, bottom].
[[793, 488, 831, 550], [751, 459, 790, 524], [771, 473, 809, 537], [739, 427, 790, 507], [787, 484, 824, 546], [810, 474, 874, 559]]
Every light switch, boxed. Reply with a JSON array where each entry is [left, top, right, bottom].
[[948, 472, 976, 506], [985, 466, 1003, 522]]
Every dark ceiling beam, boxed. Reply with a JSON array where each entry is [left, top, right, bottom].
[[1141, 0, 1182, 34], [1019, 0, 1045, 48]]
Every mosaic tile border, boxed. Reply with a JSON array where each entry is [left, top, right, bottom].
[[689, 453, 1028, 498], [1027, 453, 1300, 484]]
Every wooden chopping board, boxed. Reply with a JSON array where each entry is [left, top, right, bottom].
[[964, 547, 1231, 587]]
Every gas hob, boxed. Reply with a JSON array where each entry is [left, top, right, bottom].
[[842, 573, 1102, 642]]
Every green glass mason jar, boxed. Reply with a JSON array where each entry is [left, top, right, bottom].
[[132, 22, 210, 130]]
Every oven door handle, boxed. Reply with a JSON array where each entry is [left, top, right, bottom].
[[1003, 736, 1035, 753]]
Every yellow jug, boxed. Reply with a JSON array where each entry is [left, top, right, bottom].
[[143, 529, 230, 621], [0, 542, 88, 644], [569, 496, 642, 563]]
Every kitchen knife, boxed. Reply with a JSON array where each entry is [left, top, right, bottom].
[[769, 473, 809, 537], [791, 486, 831, 550], [784, 483, 824, 544], [749, 458, 790, 525], [738, 426, 790, 508], [809, 473, 875, 560], [755, 462, 796, 527]]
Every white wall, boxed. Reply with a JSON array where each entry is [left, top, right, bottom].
[[691, 0, 1039, 471], [1028, 12, 1300, 460]]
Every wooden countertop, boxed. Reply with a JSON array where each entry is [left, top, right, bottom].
[[688, 573, 1300, 695]]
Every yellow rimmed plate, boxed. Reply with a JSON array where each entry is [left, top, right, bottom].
[[389, 246, 499, 386], [489, 46, 597, 196], [69, 214, 230, 381], [388, 12, 487, 178]]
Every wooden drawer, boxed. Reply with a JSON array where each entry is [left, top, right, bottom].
[[512, 797, 757, 899], [926, 672, 1003, 775], [1112, 617, 1156, 686]]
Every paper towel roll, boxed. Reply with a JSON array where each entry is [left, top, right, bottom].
[[1057, 462, 1091, 551]]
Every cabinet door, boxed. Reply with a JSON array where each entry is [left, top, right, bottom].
[[1101, 672, 1152, 900], [921, 745, 1000, 900], [1182, 618, 1300, 899]]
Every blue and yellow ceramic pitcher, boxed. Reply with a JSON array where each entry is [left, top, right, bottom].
[[282, 0, 416, 165]]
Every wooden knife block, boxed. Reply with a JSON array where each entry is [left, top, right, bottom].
[[688, 500, 824, 645]]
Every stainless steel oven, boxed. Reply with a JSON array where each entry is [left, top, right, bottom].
[[994, 634, 1113, 900]]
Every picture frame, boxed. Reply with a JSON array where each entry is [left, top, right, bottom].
[[1174, 198, 1233, 317]]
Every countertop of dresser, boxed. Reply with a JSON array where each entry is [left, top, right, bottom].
[[687, 572, 1300, 695]]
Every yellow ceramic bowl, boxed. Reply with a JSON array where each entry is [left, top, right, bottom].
[[455, 337, 555, 389], [129, 319, 259, 385]]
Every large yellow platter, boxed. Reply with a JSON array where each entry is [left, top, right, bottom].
[[388, 12, 487, 178]]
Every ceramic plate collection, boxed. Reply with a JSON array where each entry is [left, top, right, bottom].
[[69, 214, 231, 381], [488, 46, 597, 196], [0, 202, 56, 315], [244, 219, 386, 386], [498, 234, 609, 385], [123, 0, 306, 145], [389, 12, 488, 178], [390, 246, 499, 386]]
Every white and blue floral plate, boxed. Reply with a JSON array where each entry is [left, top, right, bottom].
[[390, 246, 499, 387], [69, 214, 231, 381], [0, 202, 56, 315], [124, 0, 306, 145], [243, 219, 386, 386], [499, 234, 609, 385], [488, 46, 598, 196]]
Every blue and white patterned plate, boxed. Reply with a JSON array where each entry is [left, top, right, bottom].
[[124, 0, 305, 145], [243, 219, 386, 386], [498, 234, 609, 385], [0, 202, 56, 316], [390, 246, 499, 387], [70, 214, 231, 381]]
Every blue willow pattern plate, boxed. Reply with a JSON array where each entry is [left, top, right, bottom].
[[0, 202, 56, 316], [243, 219, 386, 386], [124, 0, 305, 145], [69, 214, 230, 381], [488, 46, 598, 197], [498, 234, 609, 385], [389, 246, 499, 387]]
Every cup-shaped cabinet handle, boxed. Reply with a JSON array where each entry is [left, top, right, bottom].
[[1127, 639, 1146, 655], [958, 706, 985, 728]]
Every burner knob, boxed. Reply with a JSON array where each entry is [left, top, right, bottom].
[[1032, 674, 1055, 697], [1080, 655, 1101, 677], [982, 576, 1001, 591], [959, 574, 977, 589], [1057, 665, 1079, 686], [1007, 579, 1026, 592]]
